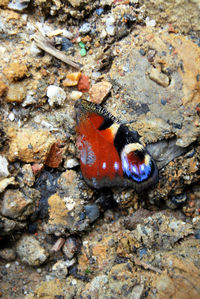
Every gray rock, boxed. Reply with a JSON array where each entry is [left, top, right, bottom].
[[1, 189, 35, 220], [16, 235, 48, 266], [84, 204, 100, 222], [0, 247, 16, 261], [0, 215, 26, 236], [79, 23, 91, 34], [8, 0, 30, 11]]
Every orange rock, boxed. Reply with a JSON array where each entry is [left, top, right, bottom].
[[0, 79, 8, 96], [77, 74, 90, 92], [7, 127, 55, 163], [89, 81, 112, 104], [63, 72, 81, 87], [3, 62, 28, 82], [45, 142, 64, 168]]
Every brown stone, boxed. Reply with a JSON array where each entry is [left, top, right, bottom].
[[5, 82, 26, 103], [7, 127, 55, 163], [3, 62, 28, 82], [45, 142, 64, 168], [89, 81, 112, 104], [77, 74, 90, 92], [48, 193, 68, 227]]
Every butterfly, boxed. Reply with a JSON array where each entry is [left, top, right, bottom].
[[75, 99, 158, 193]]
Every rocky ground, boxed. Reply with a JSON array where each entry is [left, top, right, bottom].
[[0, 0, 200, 298]]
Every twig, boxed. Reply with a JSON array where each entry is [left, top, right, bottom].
[[133, 257, 162, 274], [34, 33, 82, 70]]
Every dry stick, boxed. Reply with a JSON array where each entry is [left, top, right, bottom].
[[34, 33, 82, 70], [133, 257, 162, 274]]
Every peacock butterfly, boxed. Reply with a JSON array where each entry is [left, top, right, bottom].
[[75, 99, 158, 193]]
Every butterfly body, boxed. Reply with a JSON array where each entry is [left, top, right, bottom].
[[75, 100, 158, 193]]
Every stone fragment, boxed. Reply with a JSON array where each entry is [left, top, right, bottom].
[[149, 67, 170, 87], [51, 260, 69, 278], [5, 82, 27, 103], [31, 163, 44, 176], [106, 15, 115, 36], [0, 248, 16, 261], [67, 0, 88, 8], [69, 90, 83, 101], [3, 63, 28, 82], [47, 85, 66, 106], [45, 142, 64, 168], [64, 157, 79, 169], [19, 164, 35, 187], [47, 193, 69, 234], [8, 0, 30, 11], [84, 204, 100, 222], [63, 236, 79, 259], [0, 177, 16, 193], [77, 74, 90, 92], [63, 72, 81, 87], [30, 42, 43, 57], [51, 238, 65, 252], [79, 22, 91, 34], [16, 235, 48, 266], [47, 29, 63, 37], [0, 79, 8, 96], [0, 155, 9, 177], [7, 127, 55, 163], [89, 81, 112, 104], [0, 215, 26, 236], [1, 189, 35, 220]]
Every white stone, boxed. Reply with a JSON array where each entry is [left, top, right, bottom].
[[30, 42, 42, 57], [106, 15, 115, 36], [62, 29, 73, 39], [70, 91, 83, 101], [79, 23, 91, 34], [47, 85, 67, 106], [8, 112, 15, 121], [145, 17, 156, 27], [64, 158, 79, 169], [0, 156, 9, 177]]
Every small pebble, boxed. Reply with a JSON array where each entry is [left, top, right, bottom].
[[79, 23, 91, 34], [30, 42, 42, 57], [106, 15, 115, 36], [61, 38, 73, 52], [96, 8, 104, 16], [47, 85, 66, 106], [0, 155, 9, 177], [77, 75, 90, 92], [139, 48, 145, 56], [80, 48, 87, 56], [69, 91, 83, 101], [161, 99, 167, 105], [64, 157, 79, 168], [79, 41, 86, 49], [8, 0, 30, 11], [62, 29, 73, 39], [84, 204, 100, 222], [8, 112, 15, 121]]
